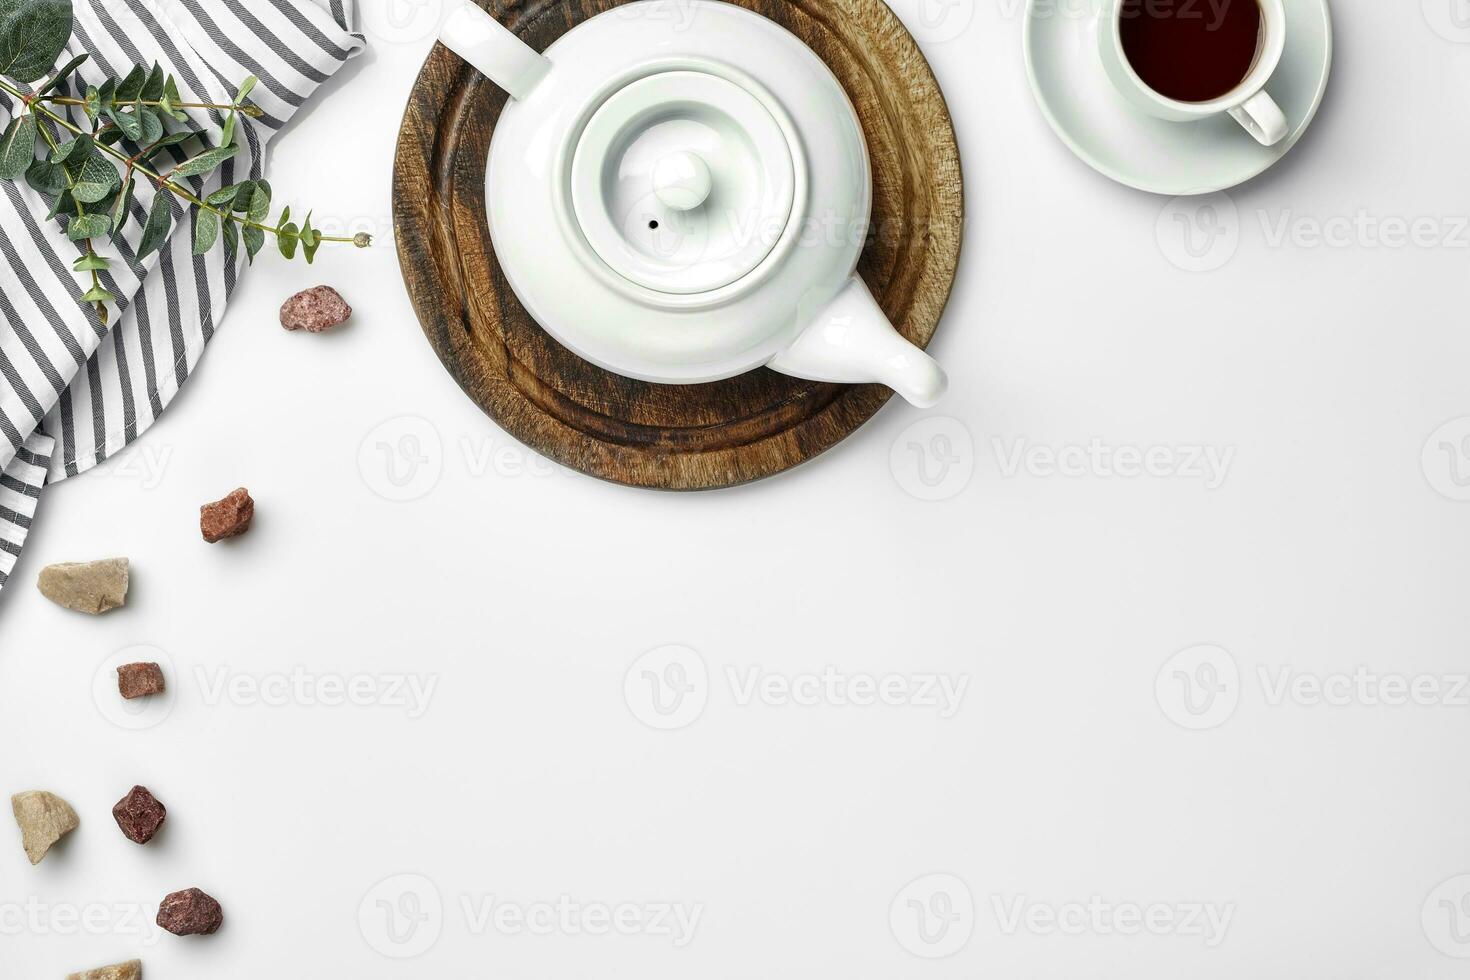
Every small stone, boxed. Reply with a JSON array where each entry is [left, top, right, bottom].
[[37, 558, 129, 614], [67, 959, 142, 980], [112, 786, 166, 844], [200, 487, 253, 543], [11, 790, 79, 865], [117, 662, 166, 700], [157, 887, 223, 936], [280, 285, 351, 332]]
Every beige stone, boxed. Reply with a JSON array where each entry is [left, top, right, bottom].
[[67, 960, 142, 980], [11, 790, 79, 864], [36, 558, 129, 614]]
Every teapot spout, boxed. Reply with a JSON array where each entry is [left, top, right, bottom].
[[768, 276, 947, 408]]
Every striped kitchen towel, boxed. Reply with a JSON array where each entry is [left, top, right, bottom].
[[0, 0, 364, 592]]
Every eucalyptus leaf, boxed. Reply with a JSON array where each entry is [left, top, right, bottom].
[[160, 75, 187, 121], [24, 157, 65, 195], [83, 84, 100, 121], [220, 112, 235, 148], [137, 189, 172, 258], [72, 251, 109, 271], [192, 206, 218, 254], [233, 75, 258, 104], [79, 283, 114, 303], [277, 222, 298, 260], [44, 187, 71, 219], [70, 152, 119, 203], [97, 76, 115, 105], [228, 178, 256, 212], [109, 175, 133, 238], [300, 212, 320, 263], [207, 181, 244, 206], [246, 180, 270, 223], [106, 104, 144, 141], [169, 143, 237, 179], [96, 126, 124, 146], [0, 0, 73, 83], [0, 113, 38, 181], [137, 105, 163, 146], [242, 223, 263, 263], [141, 62, 165, 101], [37, 52, 88, 96], [143, 131, 192, 160], [221, 212, 238, 263], [49, 133, 90, 164], [66, 211, 110, 240], [114, 64, 145, 102]]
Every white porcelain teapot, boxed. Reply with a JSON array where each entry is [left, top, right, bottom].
[[437, 0, 949, 407]]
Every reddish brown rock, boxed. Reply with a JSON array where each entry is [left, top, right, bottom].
[[112, 786, 166, 844], [117, 662, 165, 700], [157, 887, 223, 936], [200, 487, 253, 543], [279, 285, 351, 332]]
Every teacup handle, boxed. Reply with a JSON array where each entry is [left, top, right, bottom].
[[1228, 90, 1287, 147], [438, 0, 550, 100]]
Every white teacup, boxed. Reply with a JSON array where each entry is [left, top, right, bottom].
[[1097, 0, 1288, 146]]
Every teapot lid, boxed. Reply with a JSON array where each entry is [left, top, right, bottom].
[[569, 69, 800, 296]]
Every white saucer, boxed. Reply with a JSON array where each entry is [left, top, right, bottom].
[[1023, 0, 1333, 196]]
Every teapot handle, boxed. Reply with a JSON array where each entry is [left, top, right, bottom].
[[439, 0, 551, 100], [767, 275, 947, 408]]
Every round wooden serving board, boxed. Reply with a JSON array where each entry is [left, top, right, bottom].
[[392, 0, 962, 490]]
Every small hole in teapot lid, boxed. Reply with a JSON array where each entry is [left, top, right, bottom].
[[648, 220, 659, 230]]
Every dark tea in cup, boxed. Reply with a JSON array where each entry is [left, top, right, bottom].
[[1119, 0, 1263, 103]]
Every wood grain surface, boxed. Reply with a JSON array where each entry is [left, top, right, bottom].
[[392, 0, 962, 490]]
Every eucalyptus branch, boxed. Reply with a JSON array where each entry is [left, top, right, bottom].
[[0, 0, 368, 317]]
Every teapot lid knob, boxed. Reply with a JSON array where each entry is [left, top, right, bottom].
[[652, 151, 713, 211]]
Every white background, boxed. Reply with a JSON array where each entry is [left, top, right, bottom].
[[4, 0, 1470, 976]]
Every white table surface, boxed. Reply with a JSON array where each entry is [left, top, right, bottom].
[[5, 0, 1470, 976]]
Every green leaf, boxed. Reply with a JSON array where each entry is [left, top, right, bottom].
[[159, 75, 187, 122], [45, 188, 71, 219], [137, 189, 172, 258], [83, 84, 101, 121], [142, 130, 192, 160], [229, 178, 256, 212], [109, 175, 133, 237], [37, 52, 88, 96], [168, 143, 237, 180], [277, 207, 298, 259], [242, 223, 263, 263], [72, 251, 109, 271], [96, 126, 125, 146], [246, 179, 270, 223], [192, 207, 218, 254], [221, 213, 238, 263], [79, 283, 114, 303], [234, 75, 258, 104], [66, 211, 110, 240], [300, 211, 320, 263], [0, 114, 38, 181], [0, 0, 73, 83], [114, 64, 145, 102], [97, 76, 115, 106], [207, 181, 245, 206], [106, 105, 144, 142], [49, 133, 90, 164], [141, 62, 165, 101], [220, 112, 236, 149], [25, 157, 65, 195], [70, 152, 119, 204]]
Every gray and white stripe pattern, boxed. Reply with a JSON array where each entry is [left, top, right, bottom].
[[0, 0, 363, 591]]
